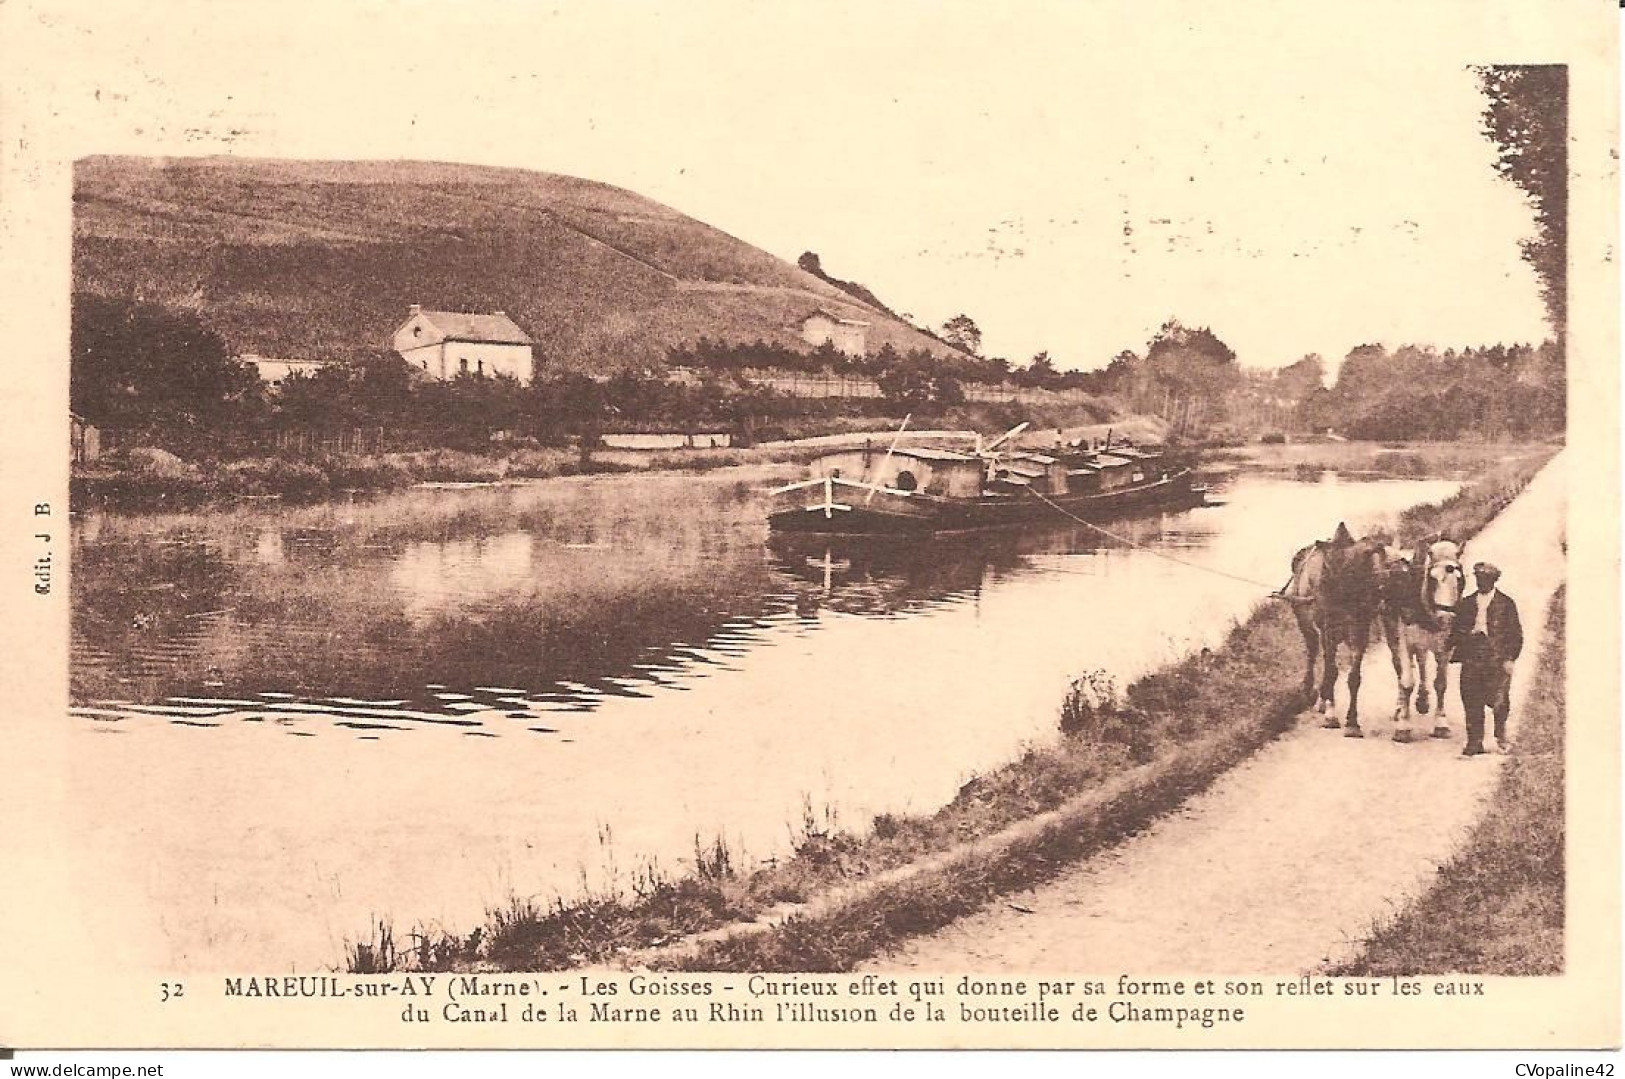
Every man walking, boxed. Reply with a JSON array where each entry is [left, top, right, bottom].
[[1448, 561, 1523, 756]]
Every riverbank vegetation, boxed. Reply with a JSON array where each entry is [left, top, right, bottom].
[[1332, 586, 1565, 976], [70, 442, 845, 509], [1210, 440, 1557, 479], [343, 446, 1557, 974]]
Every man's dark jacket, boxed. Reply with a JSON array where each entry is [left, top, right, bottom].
[[1448, 591, 1524, 665]]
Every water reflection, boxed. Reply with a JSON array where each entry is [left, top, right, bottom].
[[71, 474, 789, 722], [71, 472, 1460, 741], [769, 533, 1011, 619]]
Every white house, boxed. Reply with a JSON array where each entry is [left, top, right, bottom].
[[796, 310, 870, 356], [392, 305, 535, 383]]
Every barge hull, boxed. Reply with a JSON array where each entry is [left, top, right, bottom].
[[769, 472, 1204, 536]]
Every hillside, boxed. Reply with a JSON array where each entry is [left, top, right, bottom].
[[73, 156, 965, 371], [796, 251, 899, 318]]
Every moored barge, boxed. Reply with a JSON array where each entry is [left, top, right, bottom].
[[768, 426, 1205, 535]]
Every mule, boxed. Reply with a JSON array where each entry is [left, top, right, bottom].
[[1379, 538, 1465, 742], [1281, 522, 1388, 737]]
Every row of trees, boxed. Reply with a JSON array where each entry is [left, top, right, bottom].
[[71, 296, 898, 456], [1203, 341, 1564, 442], [1310, 341, 1563, 440], [1017, 319, 1563, 442], [665, 336, 1020, 385], [665, 333, 1110, 395]]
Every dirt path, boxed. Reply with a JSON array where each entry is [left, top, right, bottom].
[[873, 452, 1567, 974]]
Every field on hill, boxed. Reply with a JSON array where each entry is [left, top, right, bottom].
[[73, 156, 964, 370]]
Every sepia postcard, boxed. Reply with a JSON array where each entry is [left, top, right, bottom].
[[0, 0, 1617, 1055]]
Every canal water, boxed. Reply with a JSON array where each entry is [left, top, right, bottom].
[[68, 466, 1458, 970]]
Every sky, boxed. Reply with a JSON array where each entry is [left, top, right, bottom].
[[17, 0, 1554, 371]]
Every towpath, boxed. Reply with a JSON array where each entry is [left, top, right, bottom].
[[873, 452, 1566, 973]]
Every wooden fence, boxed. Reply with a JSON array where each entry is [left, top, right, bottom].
[[736, 369, 1099, 406], [270, 427, 387, 456]]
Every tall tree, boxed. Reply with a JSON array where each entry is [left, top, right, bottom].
[[1143, 318, 1240, 403], [1016, 350, 1059, 388], [71, 293, 265, 448], [940, 314, 983, 356], [875, 349, 964, 412], [1475, 64, 1568, 344], [1275, 354, 1326, 400]]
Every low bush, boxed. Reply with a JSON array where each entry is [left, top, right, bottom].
[[214, 458, 330, 498]]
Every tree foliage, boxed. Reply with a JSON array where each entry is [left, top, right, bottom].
[[71, 293, 267, 451], [871, 345, 965, 412], [1013, 351, 1059, 388], [1094, 319, 1240, 417], [1327, 341, 1563, 439], [665, 336, 1013, 385], [1274, 354, 1326, 400], [1144, 319, 1239, 394], [1475, 64, 1568, 342], [939, 314, 983, 356]]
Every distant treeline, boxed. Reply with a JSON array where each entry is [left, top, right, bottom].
[[1246, 342, 1565, 441], [1023, 320, 1564, 442]]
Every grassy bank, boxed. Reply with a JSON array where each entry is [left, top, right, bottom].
[[70, 443, 835, 510], [1332, 586, 1565, 976], [345, 447, 1557, 974], [1212, 439, 1555, 479]]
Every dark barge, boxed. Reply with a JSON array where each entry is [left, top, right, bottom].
[[768, 427, 1205, 536]]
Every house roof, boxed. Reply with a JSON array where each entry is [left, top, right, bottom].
[[813, 446, 976, 466], [799, 309, 871, 329], [414, 310, 533, 346], [886, 447, 976, 462]]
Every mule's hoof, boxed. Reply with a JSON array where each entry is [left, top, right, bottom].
[[1393, 729, 1414, 743], [1431, 726, 1451, 739], [1322, 717, 1342, 730], [1344, 724, 1365, 739]]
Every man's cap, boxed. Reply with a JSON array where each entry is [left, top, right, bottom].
[[1472, 561, 1502, 579]]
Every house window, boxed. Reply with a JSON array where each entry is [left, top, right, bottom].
[[477, 360, 485, 375], [460, 358, 469, 374], [413, 326, 421, 338]]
